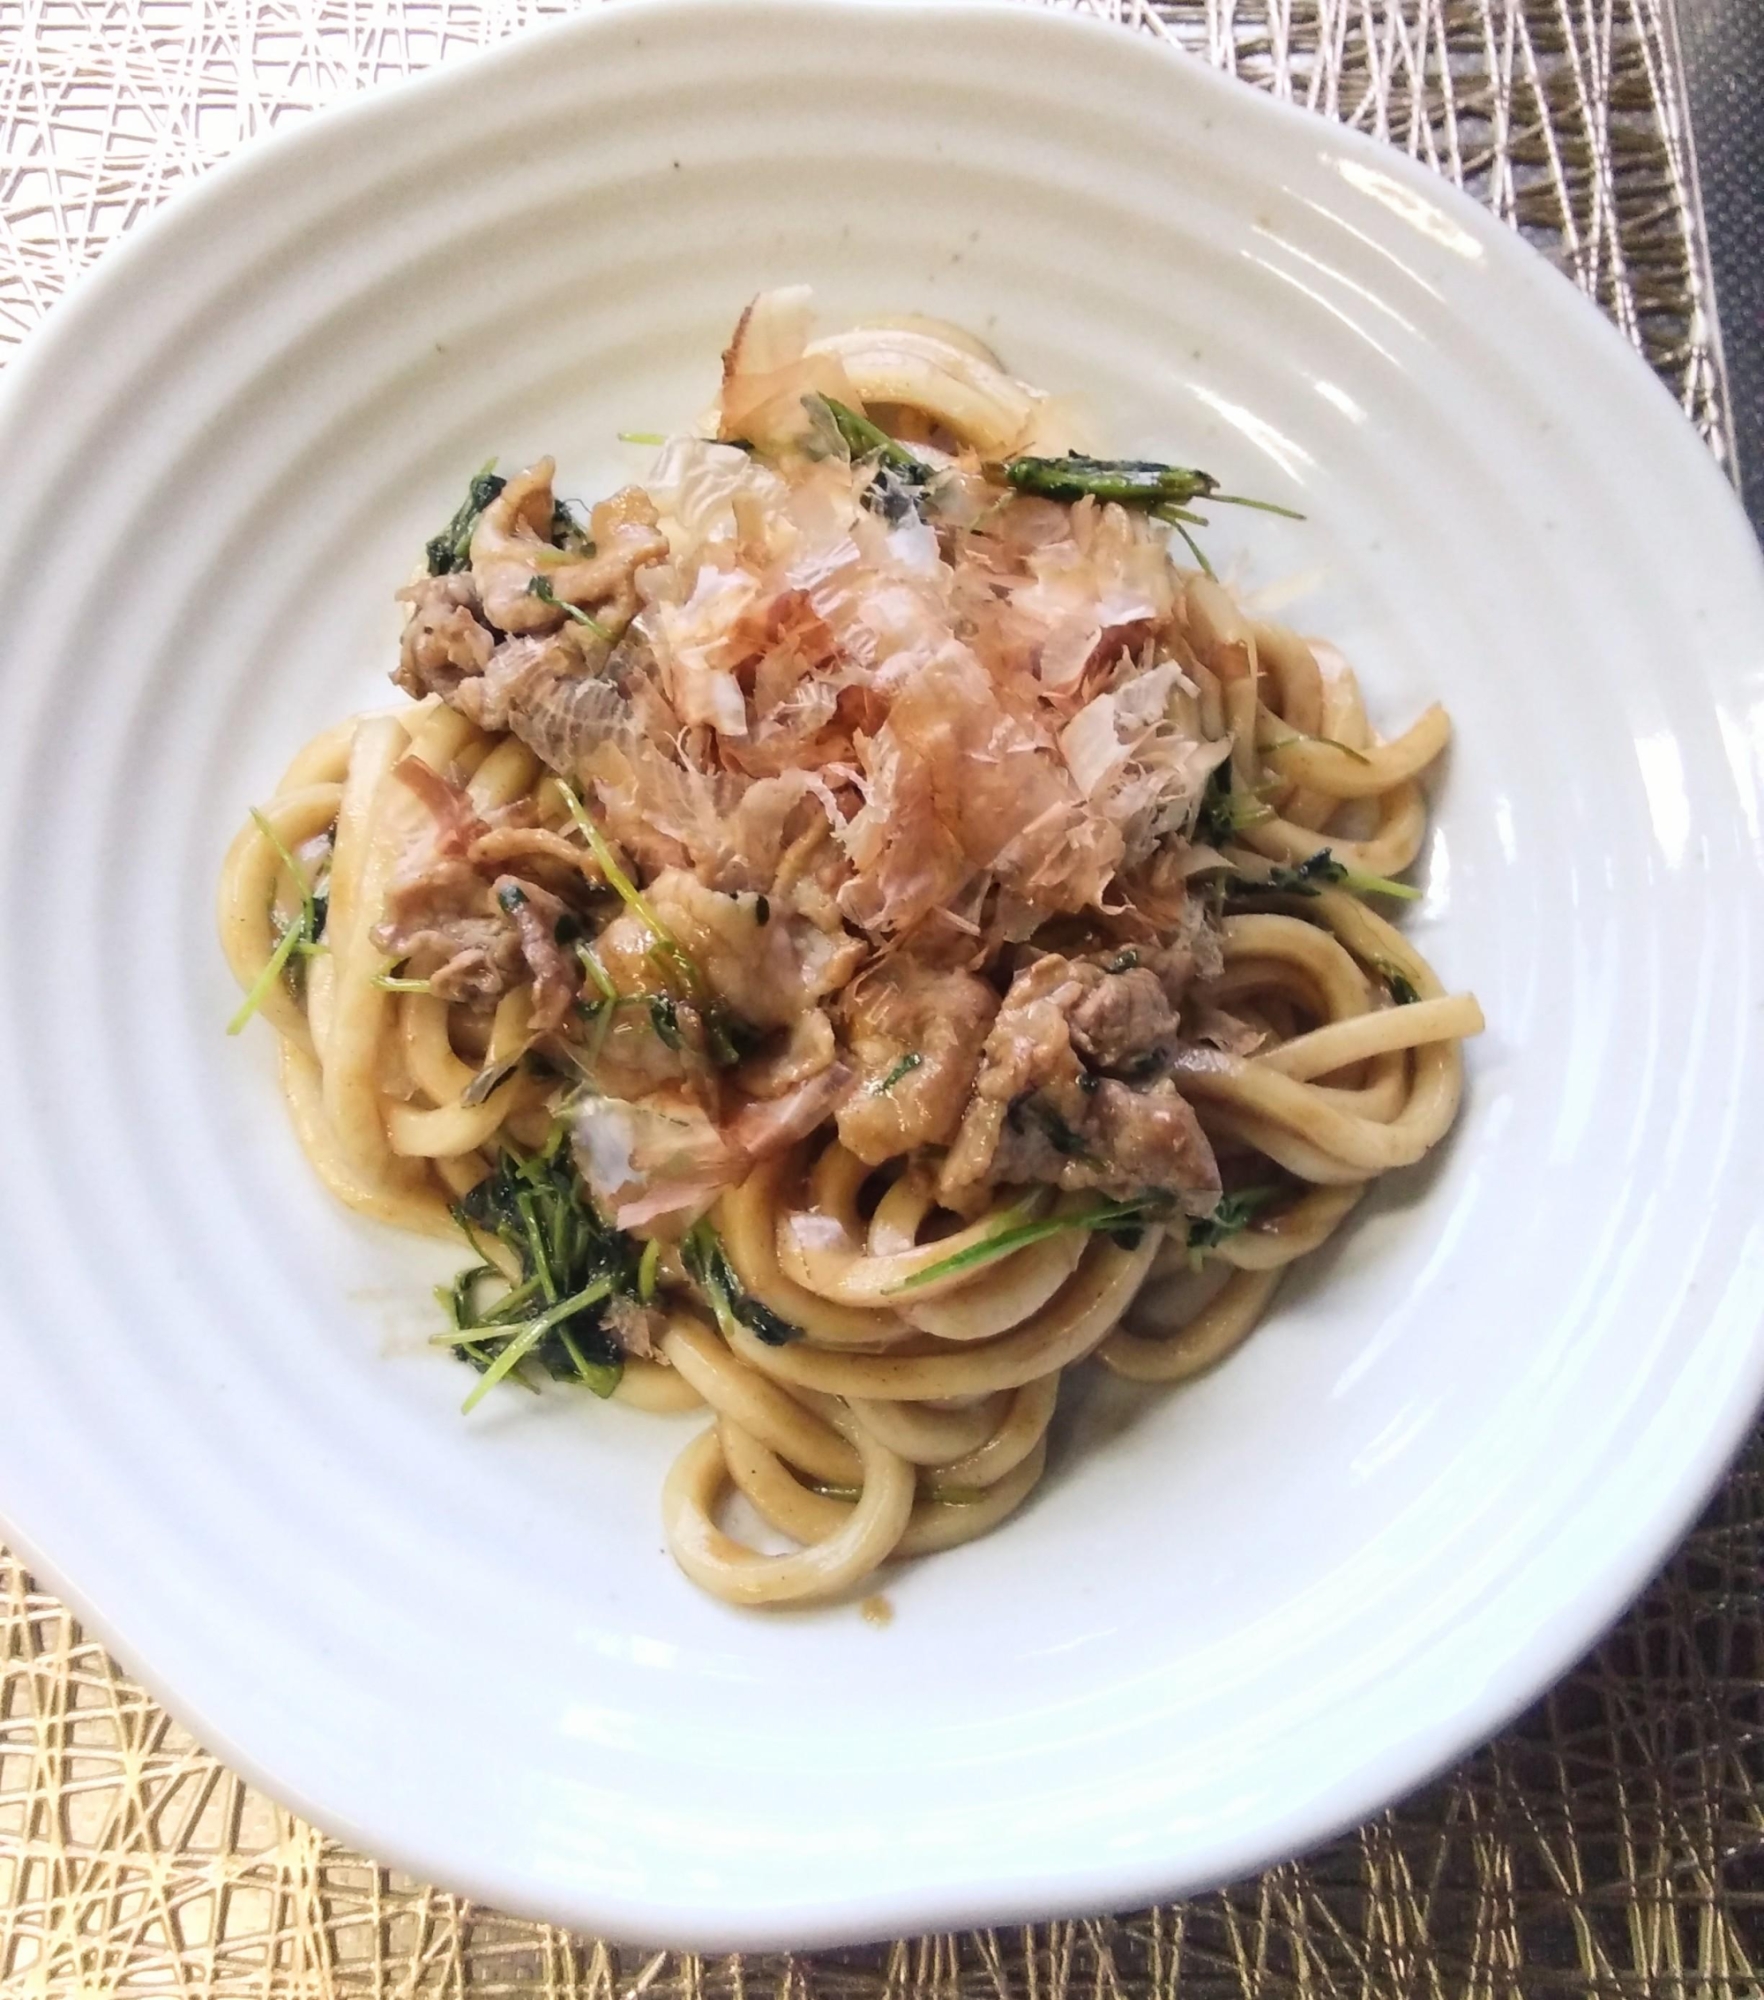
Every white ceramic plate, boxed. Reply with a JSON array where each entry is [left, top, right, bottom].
[[2, 0, 1762, 1950]]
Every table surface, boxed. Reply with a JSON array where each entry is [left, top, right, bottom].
[[2, 2, 1761, 1995]]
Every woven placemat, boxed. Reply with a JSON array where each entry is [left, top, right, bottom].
[[1, 3, 1758, 1993]]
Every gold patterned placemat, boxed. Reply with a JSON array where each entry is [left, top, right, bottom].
[[1, 3, 1758, 1993]]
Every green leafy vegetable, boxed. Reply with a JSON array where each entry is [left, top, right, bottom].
[[871, 1052, 923, 1095], [553, 779, 750, 1068], [647, 993, 684, 1051], [998, 454, 1302, 573], [553, 778, 704, 997], [1370, 960, 1421, 1006], [637, 1237, 662, 1304], [425, 462, 505, 576], [577, 944, 618, 1006], [527, 573, 613, 642], [1157, 507, 1217, 578], [816, 396, 931, 481], [882, 1191, 1174, 1295], [681, 1222, 802, 1346], [441, 1126, 638, 1406], [1229, 849, 1421, 902], [1186, 1185, 1282, 1265], [1195, 766, 1275, 847], [809, 395, 932, 523], [548, 498, 593, 555], [702, 1009, 752, 1070], [1000, 453, 1221, 509], [618, 430, 667, 446], [226, 810, 328, 1035]]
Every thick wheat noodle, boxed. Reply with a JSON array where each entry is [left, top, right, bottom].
[[424, 1152, 482, 1192], [867, 1171, 1087, 1338], [804, 327, 1040, 457], [1101, 1268, 1282, 1382], [1245, 780, 1428, 877], [385, 989, 533, 1157], [1257, 995, 1485, 1081], [847, 1392, 1008, 1465], [722, 1233, 1163, 1400], [1220, 914, 1371, 1019], [276, 716, 359, 791], [929, 1373, 1061, 1487], [661, 1314, 863, 1484], [216, 783, 342, 1052], [1213, 1185, 1365, 1270], [401, 993, 477, 1102], [1260, 703, 1451, 798], [467, 737, 541, 811], [781, 1144, 1083, 1307], [807, 1139, 872, 1217], [718, 1156, 911, 1346], [613, 1354, 706, 1413], [1251, 619, 1324, 737], [1199, 1103, 1382, 1186], [278, 1043, 457, 1239], [1172, 1042, 1457, 1173], [661, 1422, 915, 1607], [383, 1068, 528, 1156], [1289, 1052, 1410, 1126], [1306, 887, 1441, 993], [1200, 956, 1333, 1021], [1259, 638, 1371, 827], [894, 1439, 1050, 1554], [406, 700, 480, 776], [718, 1417, 1049, 1561], [320, 715, 408, 1181]]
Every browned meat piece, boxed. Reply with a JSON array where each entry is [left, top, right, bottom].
[[834, 961, 999, 1166], [589, 1006, 692, 1101], [1068, 964, 1178, 1077], [493, 875, 579, 1034], [1141, 905, 1222, 996], [378, 856, 482, 936], [1090, 1081, 1218, 1203], [570, 486, 672, 630], [595, 869, 864, 1030], [469, 460, 669, 635], [736, 1008, 838, 1099], [393, 573, 495, 700], [967, 954, 1086, 1099], [939, 952, 1219, 1214], [423, 929, 527, 1005], [373, 857, 524, 1004]]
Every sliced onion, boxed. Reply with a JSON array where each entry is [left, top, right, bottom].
[[805, 326, 1043, 455], [842, 314, 1007, 367]]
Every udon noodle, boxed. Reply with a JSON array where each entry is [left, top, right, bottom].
[[221, 290, 1482, 1608]]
